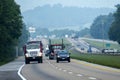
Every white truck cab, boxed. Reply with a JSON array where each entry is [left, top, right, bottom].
[[23, 41, 43, 64]]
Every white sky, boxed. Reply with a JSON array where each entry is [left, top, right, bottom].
[[15, 0, 120, 12]]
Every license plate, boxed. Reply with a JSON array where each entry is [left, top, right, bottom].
[[33, 57, 35, 59], [62, 58, 65, 59]]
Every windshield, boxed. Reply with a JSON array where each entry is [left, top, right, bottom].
[[58, 52, 68, 55], [26, 44, 39, 49], [52, 46, 62, 49]]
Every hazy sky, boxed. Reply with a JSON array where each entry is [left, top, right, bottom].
[[15, 0, 120, 12]]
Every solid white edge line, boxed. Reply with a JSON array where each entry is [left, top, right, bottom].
[[88, 77, 96, 80], [18, 64, 27, 80]]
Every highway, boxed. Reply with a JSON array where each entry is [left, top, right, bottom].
[[21, 38, 120, 80], [68, 38, 100, 53], [0, 52, 119, 80], [21, 56, 120, 80], [0, 38, 120, 80]]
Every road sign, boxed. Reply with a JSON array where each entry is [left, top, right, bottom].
[[29, 27, 36, 33], [106, 43, 110, 48]]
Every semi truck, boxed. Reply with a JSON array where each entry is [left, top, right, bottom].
[[47, 39, 65, 59]]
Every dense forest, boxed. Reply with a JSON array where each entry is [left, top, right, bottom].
[[0, 0, 28, 65], [30, 27, 90, 38]]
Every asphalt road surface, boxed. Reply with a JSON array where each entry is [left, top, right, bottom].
[[21, 56, 120, 80], [0, 39, 120, 80], [0, 57, 24, 80], [0, 56, 119, 80]]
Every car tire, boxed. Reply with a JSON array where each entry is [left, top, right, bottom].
[[56, 59, 59, 63], [68, 58, 70, 62]]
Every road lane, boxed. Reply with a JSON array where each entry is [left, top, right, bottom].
[[21, 56, 120, 80], [68, 38, 100, 53], [21, 59, 84, 80], [49, 59, 120, 80], [21, 38, 120, 80]]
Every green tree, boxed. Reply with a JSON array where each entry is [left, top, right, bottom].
[[0, 0, 23, 63], [90, 13, 114, 39], [109, 4, 120, 44], [18, 24, 29, 56], [77, 28, 90, 37]]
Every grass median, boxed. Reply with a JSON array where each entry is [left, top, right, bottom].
[[70, 49, 120, 69]]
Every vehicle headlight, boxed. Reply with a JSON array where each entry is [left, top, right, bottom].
[[67, 55, 70, 57], [25, 53, 29, 57], [38, 52, 43, 56], [57, 56, 60, 58]]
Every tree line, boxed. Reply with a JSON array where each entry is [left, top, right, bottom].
[[0, 0, 28, 64], [90, 4, 120, 44], [30, 27, 90, 38]]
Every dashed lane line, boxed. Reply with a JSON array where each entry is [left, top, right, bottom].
[[76, 74, 83, 77], [63, 70, 67, 72], [68, 71, 73, 74], [46, 59, 100, 80], [88, 77, 97, 80]]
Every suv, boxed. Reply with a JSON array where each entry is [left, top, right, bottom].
[[56, 50, 70, 63], [23, 41, 43, 64]]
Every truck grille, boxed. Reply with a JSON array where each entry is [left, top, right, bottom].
[[30, 51, 37, 56]]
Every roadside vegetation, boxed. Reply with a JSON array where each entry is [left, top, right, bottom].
[[70, 49, 120, 69], [0, 0, 28, 66]]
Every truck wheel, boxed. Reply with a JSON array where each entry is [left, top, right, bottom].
[[41, 59, 43, 63], [25, 59, 29, 64], [38, 60, 40, 63], [38, 58, 43, 63]]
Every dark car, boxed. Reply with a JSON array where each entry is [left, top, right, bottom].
[[56, 50, 70, 63], [45, 50, 50, 57]]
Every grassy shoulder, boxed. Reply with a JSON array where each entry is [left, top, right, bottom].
[[82, 39, 120, 50], [70, 49, 120, 69]]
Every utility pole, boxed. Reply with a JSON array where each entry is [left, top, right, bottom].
[[102, 20, 105, 49], [16, 46, 18, 57]]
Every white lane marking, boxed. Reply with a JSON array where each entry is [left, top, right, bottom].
[[68, 72, 73, 74], [63, 70, 67, 72], [56, 67, 58, 69], [88, 77, 97, 80], [18, 64, 27, 80], [77, 74, 83, 77], [45, 59, 55, 68]]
